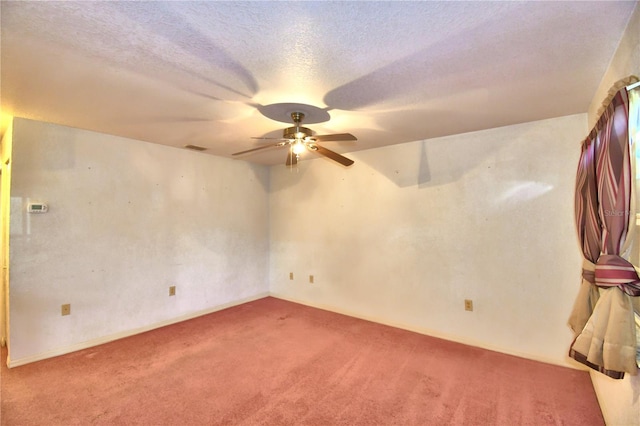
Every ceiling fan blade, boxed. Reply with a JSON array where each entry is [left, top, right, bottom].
[[232, 141, 286, 156], [312, 133, 357, 142], [251, 136, 286, 140], [314, 145, 354, 167], [286, 149, 297, 167]]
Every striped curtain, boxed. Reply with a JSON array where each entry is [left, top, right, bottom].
[[568, 87, 640, 379]]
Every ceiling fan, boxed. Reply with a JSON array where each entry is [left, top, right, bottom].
[[232, 112, 357, 167]]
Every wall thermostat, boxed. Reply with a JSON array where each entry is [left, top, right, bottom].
[[27, 203, 48, 213]]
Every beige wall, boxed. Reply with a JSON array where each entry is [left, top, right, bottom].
[[270, 113, 585, 367], [586, 3, 640, 425], [7, 118, 270, 365]]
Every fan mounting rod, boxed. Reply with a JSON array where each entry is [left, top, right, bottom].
[[283, 112, 312, 140]]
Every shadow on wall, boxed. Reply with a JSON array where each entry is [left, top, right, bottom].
[[267, 160, 314, 196], [353, 132, 505, 188], [245, 162, 270, 193]]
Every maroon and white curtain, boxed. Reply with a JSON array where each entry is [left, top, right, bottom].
[[569, 86, 640, 379]]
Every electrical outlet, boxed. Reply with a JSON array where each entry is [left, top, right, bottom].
[[61, 304, 71, 316], [169, 286, 176, 296], [289, 272, 294, 280], [464, 299, 473, 312], [309, 275, 314, 284]]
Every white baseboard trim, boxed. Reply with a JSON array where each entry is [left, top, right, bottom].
[[269, 292, 585, 370], [8, 292, 270, 368]]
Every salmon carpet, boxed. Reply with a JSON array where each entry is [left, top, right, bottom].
[[1, 297, 603, 425]]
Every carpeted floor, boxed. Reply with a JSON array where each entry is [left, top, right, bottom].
[[1, 297, 603, 425]]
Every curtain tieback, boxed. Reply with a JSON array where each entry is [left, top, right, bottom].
[[582, 259, 596, 284], [595, 254, 640, 296]]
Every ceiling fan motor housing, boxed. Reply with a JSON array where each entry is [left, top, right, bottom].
[[283, 125, 312, 140]]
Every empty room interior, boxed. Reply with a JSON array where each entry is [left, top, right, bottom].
[[1, 1, 640, 425]]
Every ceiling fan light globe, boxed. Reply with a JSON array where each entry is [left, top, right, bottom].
[[292, 141, 306, 155]]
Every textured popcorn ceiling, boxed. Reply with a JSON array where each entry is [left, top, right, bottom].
[[0, 1, 637, 165]]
